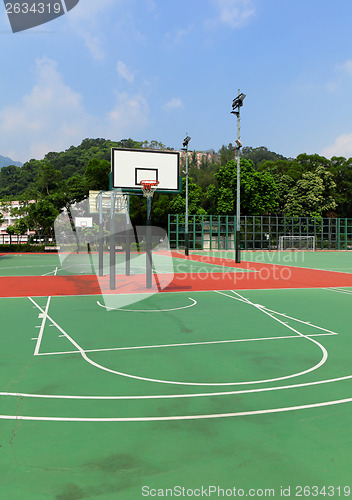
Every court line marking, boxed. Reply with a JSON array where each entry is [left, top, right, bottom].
[[0, 264, 57, 271], [216, 290, 339, 335], [37, 332, 335, 357], [27, 294, 329, 387], [1, 289, 349, 403], [2, 368, 352, 400], [96, 297, 197, 312], [0, 397, 352, 421], [33, 296, 51, 355], [324, 287, 352, 296], [215, 290, 329, 380], [32, 267, 57, 354]]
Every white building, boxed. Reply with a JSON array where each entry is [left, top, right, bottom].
[[0, 200, 35, 243]]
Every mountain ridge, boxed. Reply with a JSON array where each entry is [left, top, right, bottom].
[[0, 155, 23, 169]]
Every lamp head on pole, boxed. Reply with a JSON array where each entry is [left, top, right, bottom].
[[182, 135, 191, 148], [231, 93, 246, 114]]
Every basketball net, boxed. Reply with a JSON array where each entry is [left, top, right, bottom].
[[140, 180, 159, 198]]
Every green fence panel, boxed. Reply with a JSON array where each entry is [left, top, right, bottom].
[[168, 215, 352, 251]]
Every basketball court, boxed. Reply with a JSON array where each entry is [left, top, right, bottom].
[[0, 149, 352, 498]]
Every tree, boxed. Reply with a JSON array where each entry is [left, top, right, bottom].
[[36, 163, 62, 196], [218, 143, 236, 166], [329, 156, 352, 217], [284, 166, 336, 217], [215, 159, 279, 215], [6, 224, 16, 245], [258, 158, 305, 182], [64, 175, 89, 205], [13, 218, 28, 235], [27, 199, 59, 236], [272, 174, 295, 213], [141, 140, 171, 150], [0, 203, 6, 227], [204, 184, 218, 214], [85, 158, 110, 191], [169, 177, 207, 216], [242, 146, 287, 167]]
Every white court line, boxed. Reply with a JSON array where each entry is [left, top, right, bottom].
[[216, 290, 339, 335], [1, 289, 349, 406], [28, 296, 330, 387], [32, 296, 52, 356], [0, 265, 55, 271], [37, 331, 336, 357], [1, 397, 352, 421], [2, 369, 352, 400], [324, 287, 352, 296], [215, 290, 329, 379], [31, 267, 58, 353], [96, 297, 197, 312]]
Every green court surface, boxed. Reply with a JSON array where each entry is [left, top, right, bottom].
[[0, 253, 253, 277], [1, 284, 352, 499], [193, 249, 352, 273]]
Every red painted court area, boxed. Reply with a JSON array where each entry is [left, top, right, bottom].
[[1, 252, 352, 297]]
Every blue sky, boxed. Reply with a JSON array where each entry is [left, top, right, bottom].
[[1, 0, 352, 163]]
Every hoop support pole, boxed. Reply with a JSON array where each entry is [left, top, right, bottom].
[[109, 191, 116, 290], [146, 196, 152, 289], [98, 190, 104, 276]]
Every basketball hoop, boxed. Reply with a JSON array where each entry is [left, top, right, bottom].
[[140, 180, 159, 198]]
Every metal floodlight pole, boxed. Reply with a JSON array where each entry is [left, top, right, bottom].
[[182, 135, 191, 256], [231, 90, 246, 263], [236, 108, 241, 263]]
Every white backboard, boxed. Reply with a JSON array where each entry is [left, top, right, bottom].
[[88, 190, 127, 214], [75, 217, 93, 228], [111, 148, 180, 193]]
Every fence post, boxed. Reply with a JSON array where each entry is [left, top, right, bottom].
[[176, 214, 179, 251], [168, 214, 171, 248], [337, 218, 340, 250], [201, 215, 204, 250], [210, 215, 213, 251]]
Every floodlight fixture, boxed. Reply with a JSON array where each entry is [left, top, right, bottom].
[[232, 93, 246, 111], [183, 136, 191, 148]]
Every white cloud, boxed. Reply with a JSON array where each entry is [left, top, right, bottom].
[[162, 98, 184, 111], [144, 0, 157, 12], [165, 25, 195, 47], [0, 57, 149, 161], [67, 0, 118, 60], [107, 92, 149, 131], [321, 133, 352, 159], [325, 59, 352, 93], [208, 0, 255, 29], [326, 81, 339, 93], [80, 32, 106, 61], [117, 61, 135, 83], [68, 0, 116, 22], [338, 59, 352, 76]]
